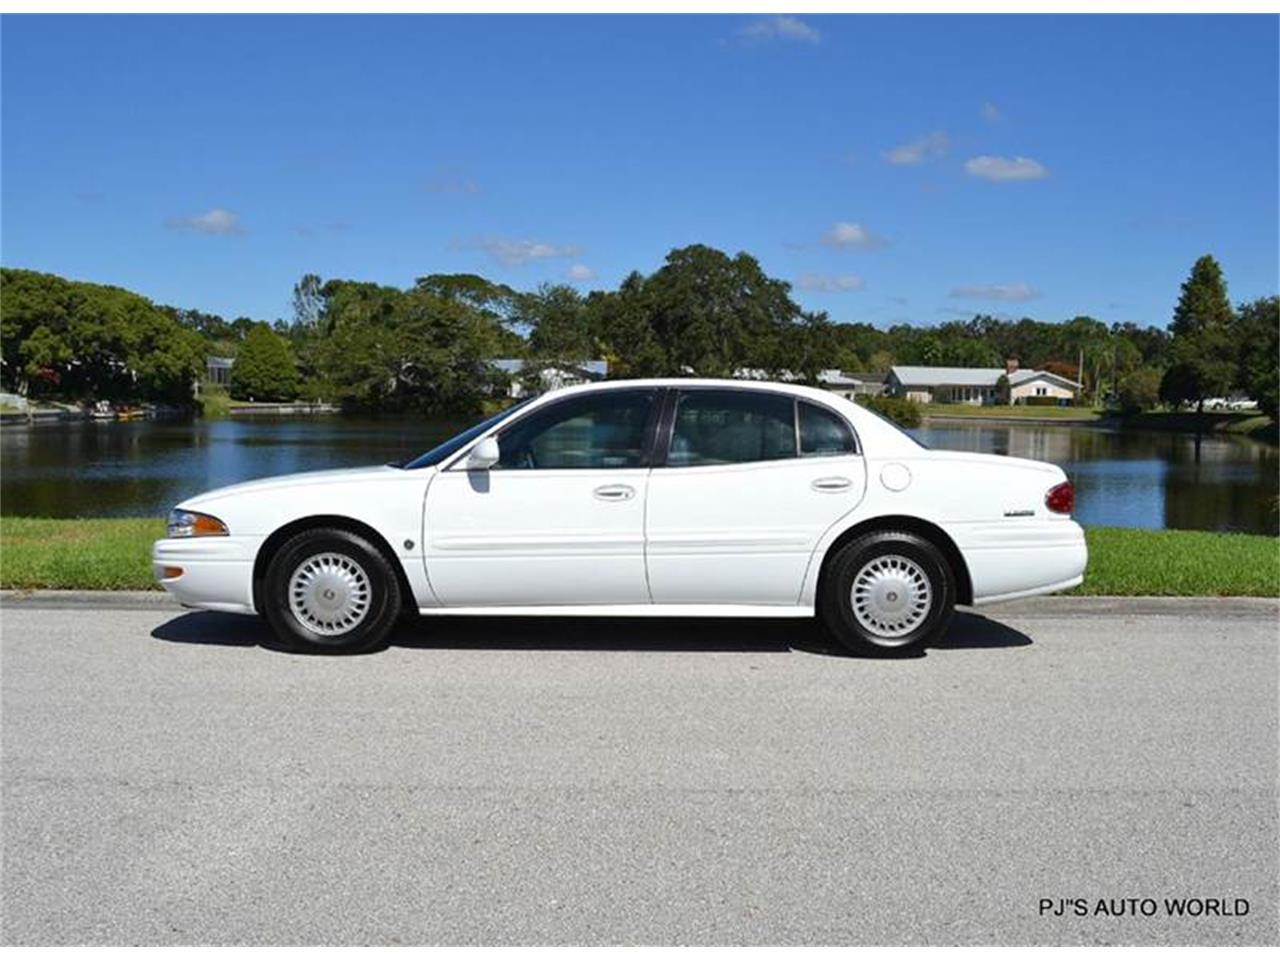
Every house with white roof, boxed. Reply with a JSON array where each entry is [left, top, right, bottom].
[[887, 359, 1081, 406]]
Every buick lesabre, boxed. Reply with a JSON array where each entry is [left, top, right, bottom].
[[153, 379, 1086, 655]]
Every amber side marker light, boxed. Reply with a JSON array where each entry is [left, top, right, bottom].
[[1045, 481, 1075, 515], [161, 566, 184, 579]]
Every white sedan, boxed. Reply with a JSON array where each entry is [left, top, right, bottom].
[[153, 379, 1086, 655]]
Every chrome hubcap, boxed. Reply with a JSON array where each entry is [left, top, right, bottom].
[[851, 554, 932, 643], [287, 552, 371, 636]]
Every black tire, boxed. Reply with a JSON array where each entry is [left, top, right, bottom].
[[818, 530, 955, 657], [261, 527, 402, 654]]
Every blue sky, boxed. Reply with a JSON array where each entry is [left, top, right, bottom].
[[2, 14, 1277, 329]]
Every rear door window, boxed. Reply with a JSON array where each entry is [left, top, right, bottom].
[[667, 389, 797, 466]]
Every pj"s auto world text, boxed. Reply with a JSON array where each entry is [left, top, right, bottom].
[[1039, 897, 1250, 918]]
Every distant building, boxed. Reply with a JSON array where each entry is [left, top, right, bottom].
[[887, 359, 1081, 406], [491, 358, 609, 398], [205, 356, 233, 387], [730, 368, 886, 399], [817, 369, 887, 400]]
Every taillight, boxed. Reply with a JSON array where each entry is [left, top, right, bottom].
[[1045, 480, 1074, 515]]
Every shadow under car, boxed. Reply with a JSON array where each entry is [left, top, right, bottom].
[[150, 608, 1031, 658]]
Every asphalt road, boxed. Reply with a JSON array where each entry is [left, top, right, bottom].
[[2, 593, 1276, 945]]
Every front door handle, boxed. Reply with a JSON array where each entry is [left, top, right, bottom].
[[593, 483, 635, 502], [811, 476, 853, 493]]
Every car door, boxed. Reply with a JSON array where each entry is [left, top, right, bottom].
[[423, 388, 660, 606], [645, 387, 867, 605]]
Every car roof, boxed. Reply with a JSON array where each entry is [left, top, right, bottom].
[[541, 377, 845, 403]]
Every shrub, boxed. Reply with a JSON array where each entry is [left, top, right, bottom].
[[857, 394, 922, 428]]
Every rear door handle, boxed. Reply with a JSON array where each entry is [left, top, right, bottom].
[[593, 484, 635, 501], [811, 476, 852, 493]]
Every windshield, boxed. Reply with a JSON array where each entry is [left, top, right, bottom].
[[399, 399, 532, 469]]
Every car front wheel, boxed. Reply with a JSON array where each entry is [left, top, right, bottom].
[[262, 527, 402, 654], [819, 530, 955, 656]]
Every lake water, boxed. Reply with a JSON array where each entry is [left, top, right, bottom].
[[1, 415, 1276, 535]]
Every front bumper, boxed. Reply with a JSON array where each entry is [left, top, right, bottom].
[[152, 536, 261, 614]]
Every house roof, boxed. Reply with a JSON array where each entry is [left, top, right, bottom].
[[890, 365, 1081, 389], [1009, 369, 1082, 388], [842, 370, 887, 384], [817, 369, 862, 387], [891, 365, 1004, 387], [815, 369, 888, 387]]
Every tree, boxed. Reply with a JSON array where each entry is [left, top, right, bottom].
[[308, 278, 509, 412], [1116, 367, 1161, 414], [1234, 296, 1279, 419], [1160, 255, 1236, 415], [584, 272, 665, 378], [522, 284, 593, 368], [229, 324, 299, 401], [994, 373, 1011, 406], [291, 273, 325, 330], [786, 311, 837, 384], [867, 350, 895, 372], [643, 245, 801, 377], [0, 268, 203, 403]]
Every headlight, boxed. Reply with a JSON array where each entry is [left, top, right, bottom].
[[166, 509, 229, 538]]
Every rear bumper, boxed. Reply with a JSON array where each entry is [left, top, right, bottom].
[[949, 519, 1088, 606], [152, 537, 260, 614]]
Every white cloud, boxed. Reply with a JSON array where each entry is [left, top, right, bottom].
[[950, 282, 1041, 302], [739, 15, 821, 44], [820, 221, 883, 249], [166, 207, 243, 235], [796, 273, 864, 293], [980, 101, 1003, 123], [965, 155, 1049, 182], [882, 130, 950, 166], [466, 236, 582, 268], [565, 264, 596, 282]]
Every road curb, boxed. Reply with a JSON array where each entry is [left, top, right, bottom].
[[1, 589, 1276, 618], [1, 589, 180, 610]]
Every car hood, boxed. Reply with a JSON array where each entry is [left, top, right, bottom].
[[178, 464, 432, 509]]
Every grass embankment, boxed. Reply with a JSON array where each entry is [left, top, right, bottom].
[[1068, 527, 1278, 597], [1, 517, 165, 590], [1, 517, 1276, 598], [1117, 410, 1277, 443], [198, 387, 307, 418], [921, 404, 1102, 421]]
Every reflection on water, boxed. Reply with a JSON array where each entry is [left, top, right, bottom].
[[1, 416, 1276, 534], [912, 422, 1278, 535]]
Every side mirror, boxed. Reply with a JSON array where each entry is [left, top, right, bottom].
[[466, 436, 500, 470]]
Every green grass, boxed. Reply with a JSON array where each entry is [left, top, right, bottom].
[[921, 403, 1102, 420], [1, 517, 166, 590], [2, 517, 1276, 598], [1071, 527, 1278, 597]]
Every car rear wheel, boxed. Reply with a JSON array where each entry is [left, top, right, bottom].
[[819, 530, 955, 656], [262, 527, 402, 654]]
